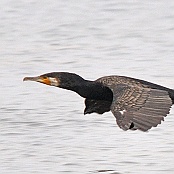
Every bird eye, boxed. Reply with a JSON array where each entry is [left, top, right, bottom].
[[42, 76, 47, 79]]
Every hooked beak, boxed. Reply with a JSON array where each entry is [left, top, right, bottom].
[[23, 76, 51, 85]]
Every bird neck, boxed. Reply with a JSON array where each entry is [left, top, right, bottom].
[[56, 73, 113, 101], [74, 80, 113, 101]]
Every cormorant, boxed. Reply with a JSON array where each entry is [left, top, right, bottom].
[[23, 72, 174, 131]]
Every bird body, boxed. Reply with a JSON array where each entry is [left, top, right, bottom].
[[23, 72, 174, 131]]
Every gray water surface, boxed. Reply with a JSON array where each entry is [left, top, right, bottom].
[[1, 1, 174, 174]]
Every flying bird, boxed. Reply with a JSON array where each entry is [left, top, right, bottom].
[[23, 72, 174, 131]]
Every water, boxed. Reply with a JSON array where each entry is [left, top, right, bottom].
[[1, 0, 174, 173]]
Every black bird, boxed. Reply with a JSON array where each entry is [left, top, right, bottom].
[[23, 72, 174, 131]]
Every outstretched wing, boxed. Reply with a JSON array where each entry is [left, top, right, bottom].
[[110, 84, 172, 131]]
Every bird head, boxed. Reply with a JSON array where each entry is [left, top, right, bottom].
[[23, 72, 84, 90], [23, 72, 60, 87]]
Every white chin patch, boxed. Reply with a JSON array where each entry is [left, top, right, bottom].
[[49, 77, 59, 86], [119, 109, 126, 115]]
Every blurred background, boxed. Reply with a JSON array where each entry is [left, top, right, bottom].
[[0, 0, 174, 174]]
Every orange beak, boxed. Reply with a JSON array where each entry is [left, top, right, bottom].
[[23, 76, 51, 85]]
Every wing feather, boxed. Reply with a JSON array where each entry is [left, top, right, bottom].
[[110, 85, 172, 131]]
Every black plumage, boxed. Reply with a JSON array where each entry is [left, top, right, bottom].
[[23, 72, 174, 131]]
